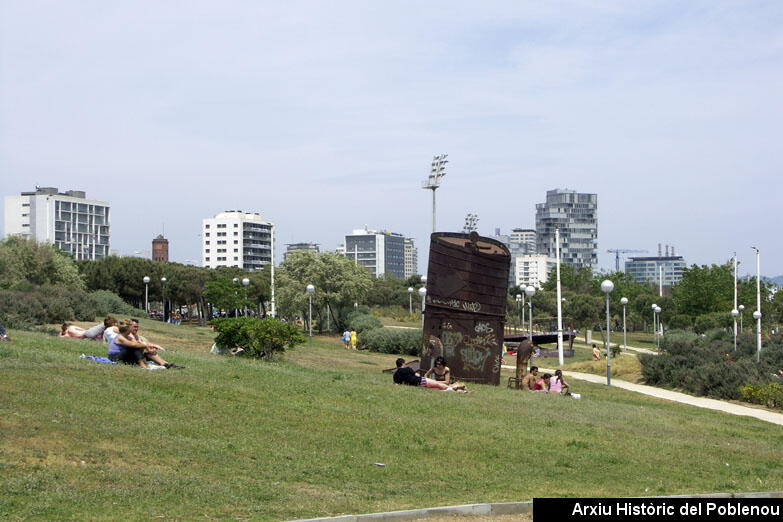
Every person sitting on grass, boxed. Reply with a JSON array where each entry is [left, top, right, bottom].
[[521, 366, 547, 392], [0, 322, 11, 341], [107, 320, 158, 369], [129, 319, 184, 369], [549, 369, 570, 395], [424, 356, 452, 384], [393, 358, 465, 391], [592, 344, 601, 361]]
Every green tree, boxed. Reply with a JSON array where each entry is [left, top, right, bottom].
[[0, 236, 85, 290]]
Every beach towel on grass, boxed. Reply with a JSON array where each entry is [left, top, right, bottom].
[[80, 354, 117, 364]]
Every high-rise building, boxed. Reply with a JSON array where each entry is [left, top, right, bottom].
[[344, 227, 406, 279], [510, 228, 536, 254], [513, 253, 557, 289], [152, 235, 169, 263], [535, 189, 597, 269], [403, 238, 418, 279], [284, 242, 319, 261], [3, 187, 110, 260], [202, 211, 273, 270]]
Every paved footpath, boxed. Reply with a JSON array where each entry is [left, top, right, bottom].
[[502, 365, 783, 426]]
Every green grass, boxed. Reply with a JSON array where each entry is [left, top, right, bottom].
[[2, 319, 782, 520]]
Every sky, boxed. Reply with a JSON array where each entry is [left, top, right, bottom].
[[1, 1, 782, 278]]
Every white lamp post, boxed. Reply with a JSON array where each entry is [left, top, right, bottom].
[[739, 304, 745, 333], [601, 280, 614, 386], [232, 278, 239, 317], [306, 284, 314, 345], [525, 286, 536, 341], [143, 276, 150, 314], [515, 294, 522, 333], [731, 308, 739, 352], [651, 303, 658, 350], [418, 287, 427, 328], [620, 297, 628, 352], [408, 287, 414, 315], [752, 246, 762, 362], [161, 277, 167, 322], [242, 278, 250, 316], [655, 305, 662, 351]]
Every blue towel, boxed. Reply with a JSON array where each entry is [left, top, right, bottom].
[[81, 354, 117, 364]]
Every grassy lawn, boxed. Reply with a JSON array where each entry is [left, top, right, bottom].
[[2, 319, 782, 520]]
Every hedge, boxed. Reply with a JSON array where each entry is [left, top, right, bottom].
[[357, 327, 421, 356]]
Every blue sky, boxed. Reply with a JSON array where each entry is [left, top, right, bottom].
[[1, 1, 781, 277]]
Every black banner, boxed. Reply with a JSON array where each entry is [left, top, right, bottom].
[[533, 497, 781, 522]]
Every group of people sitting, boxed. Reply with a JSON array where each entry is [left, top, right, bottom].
[[521, 366, 572, 395], [61, 316, 184, 370], [393, 356, 467, 392]]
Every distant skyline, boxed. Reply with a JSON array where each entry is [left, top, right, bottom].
[[2, 1, 781, 278]]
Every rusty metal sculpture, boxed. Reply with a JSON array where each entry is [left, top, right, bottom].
[[421, 232, 510, 385]]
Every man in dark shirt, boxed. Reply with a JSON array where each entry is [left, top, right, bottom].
[[393, 358, 455, 390]]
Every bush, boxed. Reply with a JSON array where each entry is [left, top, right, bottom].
[[88, 290, 139, 316], [358, 327, 422, 356], [668, 314, 692, 330], [347, 313, 383, 334], [739, 383, 783, 409], [212, 317, 305, 358]]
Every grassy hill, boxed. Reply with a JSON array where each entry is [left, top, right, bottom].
[[1, 319, 782, 520]]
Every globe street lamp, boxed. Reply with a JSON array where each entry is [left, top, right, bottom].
[[232, 277, 239, 317], [306, 284, 315, 345], [601, 280, 614, 386], [242, 278, 250, 316], [620, 297, 628, 352], [739, 304, 745, 333], [731, 308, 739, 352], [143, 276, 150, 315], [651, 303, 658, 350], [160, 277, 167, 322], [408, 287, 414, 315], [655, 305, 662, 351], [525, 286, 536, 340], [418, 286, 427, 329], [515, 294, 522, 333], [753, 310, 762, 363]]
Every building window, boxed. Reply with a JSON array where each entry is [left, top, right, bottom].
[[205, 241, 210, 245], [205, 224, 210, 228], [234, 257, 238, 261], [205, 257, 210, 262], [205, 233, 210, 237], [234, 224, 238, 227], [205, 249, 210, 253], [217, 224, 226, 228], [233, 240, 238, 244], [234, 232, 238, 236]]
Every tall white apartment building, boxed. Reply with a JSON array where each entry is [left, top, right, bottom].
[[403, 238, 418, 279], [202, 211, 273, 270], [510, 228, 536, 253], [344, 227, 406, 279], [536, 189, 598, 269], [4, 187, 110, 260], [514, 253, 557, 289]]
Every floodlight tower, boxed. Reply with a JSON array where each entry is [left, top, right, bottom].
[[422, 154, 448, 233]]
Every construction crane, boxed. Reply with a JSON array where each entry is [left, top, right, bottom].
[[607, 249, 648, 272]]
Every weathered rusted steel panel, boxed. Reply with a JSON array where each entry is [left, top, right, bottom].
[[422, 232, 510, 385]]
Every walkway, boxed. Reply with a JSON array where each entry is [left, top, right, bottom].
[[503, 365, 783, 426]]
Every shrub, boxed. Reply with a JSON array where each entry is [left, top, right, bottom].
[[694, 314, 719, 334], [739, 383, 783, 409], [88, 290, 139, 316], [347, 313, 383, 334], [358, 327, 422, 356], [212, 317, 305, 358], [667, 314, 692, 330]]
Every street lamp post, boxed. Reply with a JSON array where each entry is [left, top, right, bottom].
[[601, 280, 614, 386], [620, 297, 628, 352], [408, 287, 414, 315], [307, 284, 314, 345], [143, 276, 150, 315], [651, 303, 658, 351], [525, 286, 536, 341], [515, 294, 522, 333], [655, 306, 662, 351], [232, 278, 239, 317], [421, 154, 448, 233], [752, 246, 762, 362], [731, 308, 739, 352], [418, 287, 427, 329], [161, 277, 167, 322], [242, 278, 250, 316], [739, 304, 745, 333]]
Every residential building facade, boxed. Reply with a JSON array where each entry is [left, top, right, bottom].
[[3, 187, 110, 260], [625, 256, 686, 286], [535, 189, 598, 269], [284, 242, 320, 261], [403, 237, 418, 279], [344, 227, 406, 279], [202, 211, 273, 270], [514, 253, 557, 289]]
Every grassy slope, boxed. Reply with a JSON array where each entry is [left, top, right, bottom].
[[1, 320, 782, 520]]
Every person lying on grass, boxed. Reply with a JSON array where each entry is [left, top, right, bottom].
[[393, 358, 465, 391], [59, 316, 115, 340], [128, 319, 183, 369]]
